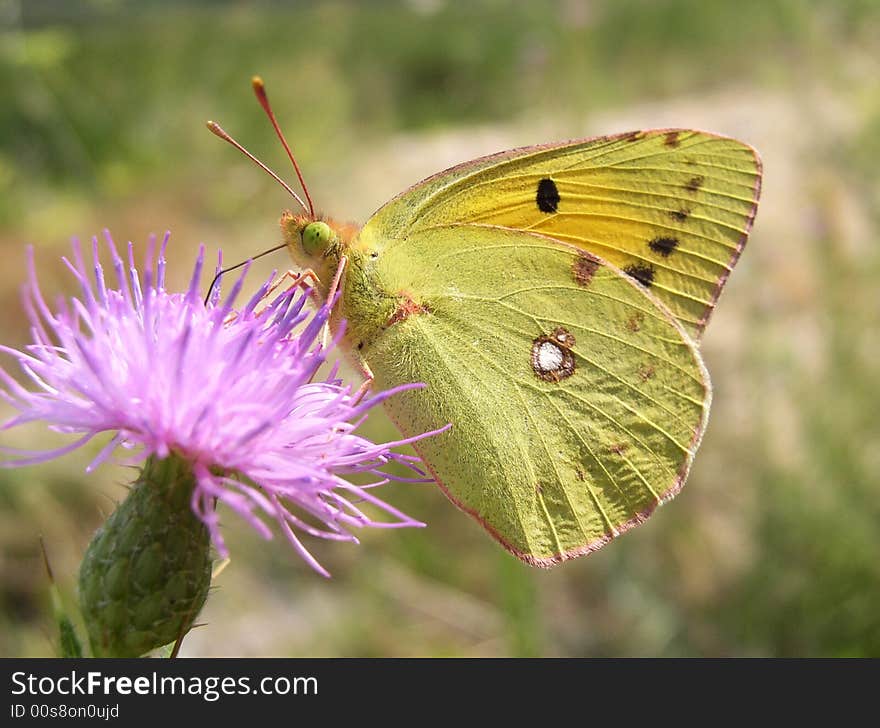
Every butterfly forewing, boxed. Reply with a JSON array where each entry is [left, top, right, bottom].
[[359, 225, 710, 564], [363, 130, 761, 339]]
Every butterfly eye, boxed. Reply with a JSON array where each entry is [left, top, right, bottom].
[[302, 221, 332, 255]]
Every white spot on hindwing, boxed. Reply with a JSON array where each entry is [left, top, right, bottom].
[[536, 341, 564, 372], [531, 327, 576, 382]]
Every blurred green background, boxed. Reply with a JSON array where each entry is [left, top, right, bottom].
[[1, 0, 878, 657]]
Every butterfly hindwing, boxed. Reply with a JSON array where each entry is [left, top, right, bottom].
[[362, 129, 761, 339], [357, 224, 710, 564]]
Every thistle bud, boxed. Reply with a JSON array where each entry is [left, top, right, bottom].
[[78, 455, 212, 657]]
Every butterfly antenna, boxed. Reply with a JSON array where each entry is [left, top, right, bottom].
[[203, 242, 288, 306], [206, 120, 309, 214], [251, 76, 315, 217]]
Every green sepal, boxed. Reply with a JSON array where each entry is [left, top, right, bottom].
[[43, 542, 84, 658], [52, 583, 84, 658], [58, 613, 84, 658], [78, 455, 212, 657]]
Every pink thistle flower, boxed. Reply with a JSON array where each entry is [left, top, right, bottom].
[[0, 231, 442, 576]]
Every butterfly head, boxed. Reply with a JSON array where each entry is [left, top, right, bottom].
[[281, 211, 345, 253], [280, 211, 358, 291]]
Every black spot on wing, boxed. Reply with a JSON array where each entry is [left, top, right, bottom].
[[536, 178, 560, 213], [648, 236, 679, 257], [624, 264, 655, 288], [669, 208, 689, 222]]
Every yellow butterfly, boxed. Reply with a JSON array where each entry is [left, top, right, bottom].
[[212, 79, 761, 566]]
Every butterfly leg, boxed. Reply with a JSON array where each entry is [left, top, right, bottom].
[[252, 268, 323, 316], [325, 255, 347, 303], [319, 255, 349, 349], [266, 268, 322, 301], [351, 360, 375, 405]]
